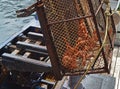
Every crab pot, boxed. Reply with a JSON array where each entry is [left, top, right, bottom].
[[36, 0, 116, 80]]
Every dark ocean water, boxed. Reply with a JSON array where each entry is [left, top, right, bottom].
[[0, 0, 36, 45]]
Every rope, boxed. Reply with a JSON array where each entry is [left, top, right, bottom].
[[104, 0, 110, 4], [73, 1, 111, 89]]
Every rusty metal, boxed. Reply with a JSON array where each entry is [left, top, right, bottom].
[[16, 41, 47, 53], [88, 0, 108, 70], [65, 68, 106, 76], [48, 15, 93, 25], [36, 1, 63, 80], [16, 1, 43, 17], [0, 25, 57, 88], [110, 9, 116, 34], [13, 0, 116, 80], [2, 53, 52, 72], [31, 0, 115, 80], [89, 1, 112, 73]]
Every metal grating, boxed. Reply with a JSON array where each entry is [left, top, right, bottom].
[[43, 0, 80, 59], [38, 0, 116, 78]]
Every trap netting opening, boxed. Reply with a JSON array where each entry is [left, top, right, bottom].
[[40, 0, 115, 75]]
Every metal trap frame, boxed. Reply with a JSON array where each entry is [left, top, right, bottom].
[[35, 0, 116, 80]]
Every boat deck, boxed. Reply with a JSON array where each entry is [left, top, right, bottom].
[[111, 46, 120, 89], [111, 9, 120, 89]]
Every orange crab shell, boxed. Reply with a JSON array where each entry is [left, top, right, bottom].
[[62, 55, 78, 70]]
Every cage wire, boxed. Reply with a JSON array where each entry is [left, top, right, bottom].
[[40, 0, 115, 76]]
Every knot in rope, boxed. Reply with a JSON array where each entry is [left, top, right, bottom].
[[104, 0, 110, 4], [104, 0, 111, 16]]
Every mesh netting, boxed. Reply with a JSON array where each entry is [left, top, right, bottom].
[[43, 0, 80, 59], [41, 0, 115, 74]]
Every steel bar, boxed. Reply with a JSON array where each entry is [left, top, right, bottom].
[[26, 49, 48, 56], [36, 3, 63, 80], [65, 68, 106, 76], [88, 0, 109, 72], [110, 9, 116, 34], [2, 53, 52, 72], [18, 35, 28, 41], [107, 32, 114, 50], [16, 41, 47, 53], [48, 15, 93, 25], [28, 32, 43, 41], [16, 1, 43, 17], [88, 0, 104, 69]]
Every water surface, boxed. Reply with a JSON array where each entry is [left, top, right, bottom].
[[0, 0, 36, 45]]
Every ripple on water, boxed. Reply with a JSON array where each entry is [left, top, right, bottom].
[[0, 0, 36, 45]]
